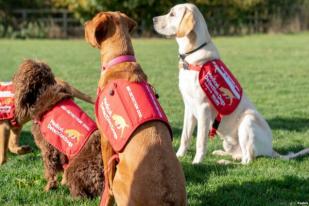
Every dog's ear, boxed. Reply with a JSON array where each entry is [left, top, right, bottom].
[[119, 12, 137, 33], [13, 59, 56, 122], [85, 13, 110, 48], [176, 9, 196, 37]]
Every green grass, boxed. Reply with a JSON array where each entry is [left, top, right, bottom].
[[0, 33, 309, 205]]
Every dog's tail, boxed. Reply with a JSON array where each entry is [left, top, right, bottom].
[[55, 78, 95, 104], [272, 148, 309, 160]]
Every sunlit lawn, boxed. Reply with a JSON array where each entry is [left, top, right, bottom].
[[0, 33, 308, 205]]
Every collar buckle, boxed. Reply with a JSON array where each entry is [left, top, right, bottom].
[[178, 42, 208, 61]]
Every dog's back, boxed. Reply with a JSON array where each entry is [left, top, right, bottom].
[[113, 122, 186, 205]]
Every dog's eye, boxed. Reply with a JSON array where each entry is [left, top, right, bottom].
[[170, 12, 175, 17]]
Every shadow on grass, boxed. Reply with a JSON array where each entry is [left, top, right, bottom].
[[268, 117, 309, 132], [199, 175, 309, 206], [171, 127, 184, 139], [182, 162, 238, 206], [173, 116, 309, 136], [174, 116, 309, 137], [275, 144, 307, 154], [183, 162, 235, 185], [19, 130, 38, 151], [171, 127, 198, 141]]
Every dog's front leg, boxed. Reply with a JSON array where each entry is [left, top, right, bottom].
[[193, 107, 211, 164], [0, 122, 10, 165], [101, 134, 115, 206], [41, 149, 59, 191], [61, 170, 67, 186], [177, 105, 196, 158], [8, 126, 32, 155], [32, 124, 59, 191]]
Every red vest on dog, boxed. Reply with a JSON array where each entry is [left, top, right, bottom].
[[0, 81, 19, 127], [97, 56, 172, 206], [38, 99, 97, 160], [188, 59, 243, 137], [95, 80, 172, 152]]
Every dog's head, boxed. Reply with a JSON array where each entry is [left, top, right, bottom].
[[84, 11, 137, 49], [153, 3, 219, 62], [13, 59, 56, 123], [153, 3, 201, 38]]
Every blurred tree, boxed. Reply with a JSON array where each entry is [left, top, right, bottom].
[[51, 0, 97, 19], [0, 0, 51, 37], [51, 0, 301, 35], [0, 0, 308, 37], [51, 0, 179, 35], [0, 0, 50, 10]]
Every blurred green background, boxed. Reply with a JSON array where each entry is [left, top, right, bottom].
[[0, 0, 309, 38]]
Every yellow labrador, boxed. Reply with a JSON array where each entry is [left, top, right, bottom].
[[153, 3, 309, 164]]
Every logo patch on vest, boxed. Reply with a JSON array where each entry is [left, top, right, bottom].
[[112, 114, 129, 138], [199, 60, 243, 115], [0, 81, 15, 121], [95, 80, 172, 152], [39, 99, 97, 159]]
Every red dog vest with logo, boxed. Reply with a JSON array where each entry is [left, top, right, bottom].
[[0, 81, 19, 127], [198, 59, 242, 115], [188, 59, 243, 137], [38, 99, 97, 159], [95, 80, 172, 152]]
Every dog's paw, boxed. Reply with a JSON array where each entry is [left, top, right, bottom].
[[176, 147, 187, 158], [16, 145, 32, 154], [61, 174, 67, 186], [0, 158, 7, 165], [241, 157, 252, 165], [212, 150, 228, 156], [9, 145, 32, 155], [217, 159, 232, 165], [232, 154, 242, 161], [192, 153, 204, 164], [44, 181, 57, 191]]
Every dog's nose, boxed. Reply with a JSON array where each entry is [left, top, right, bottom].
[[153, 17, 158, 23]]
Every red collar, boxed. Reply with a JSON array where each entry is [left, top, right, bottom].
[[186, 63, 203, 72], [185, 60, 217, 72], [102, 55, 136, 71]]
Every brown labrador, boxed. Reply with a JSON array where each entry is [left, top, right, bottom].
[[85, 11, 187, 206]]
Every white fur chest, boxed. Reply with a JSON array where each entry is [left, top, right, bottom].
[[178, 69, 208, 117]]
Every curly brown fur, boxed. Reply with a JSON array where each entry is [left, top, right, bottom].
[[13, 59, 95, 123], [13, 59, 104, 197], [30, 84, 72, 120], [64, 130, 103, 198], [0, 59, 96, 165], [0, 59, 53, 165], [0, 60, 49, 165], [13, 59, 56, 124], [31, 122, 68, 190]]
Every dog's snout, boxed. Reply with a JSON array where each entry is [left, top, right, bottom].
[[153, 17, 158, 23]]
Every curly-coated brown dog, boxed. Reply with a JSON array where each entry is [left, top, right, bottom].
[[13, 59, 104, 198], [85, 12, 187, 206], [0, 74, 95, 165]]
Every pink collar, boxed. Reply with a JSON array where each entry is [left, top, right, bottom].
[[102, 55, 136, 71]]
